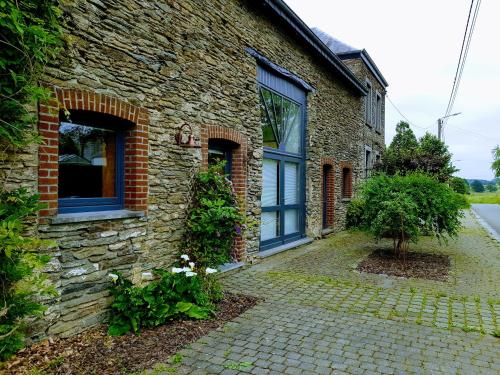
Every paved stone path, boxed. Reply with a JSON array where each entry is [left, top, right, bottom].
[[160, 212, 499, 374]]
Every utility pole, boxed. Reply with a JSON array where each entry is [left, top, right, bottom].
[[437, 112, 462, 141]]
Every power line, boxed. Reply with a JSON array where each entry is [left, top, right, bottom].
[[386, 95, 427, 130], [444, 0, 475, 119], [445, 0, 481, 121]]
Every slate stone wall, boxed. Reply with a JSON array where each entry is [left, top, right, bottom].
[[0, 0, 382, 338], [342, 58, 386, 162]]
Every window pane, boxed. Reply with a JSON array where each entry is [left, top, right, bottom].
[[262, 158, 279, 207], [260, 88, 279, 149], [59, 122, 116, 198], [284, 209, 299, 235], [261, 211, 279, 241], [284, 162, 299, 205], [282, 101, 301, 154]]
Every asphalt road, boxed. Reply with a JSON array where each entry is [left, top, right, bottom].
[[472, 204, 500, 236]]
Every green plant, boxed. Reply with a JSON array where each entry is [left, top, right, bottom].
[[0, 189, 55, 360], [107, 257, 220, 336], [223, 361, 252, 370], [0, 0, 63, 148], [358, 173, 467, 258], [182, 163, 245, 267], [492, 145, 500, 178], [0, 0, 64, 360], [377, 122, 457, 182], [345, 198, 365, 229], [470, 180, 485, 193], [449, 176, 470, 195]]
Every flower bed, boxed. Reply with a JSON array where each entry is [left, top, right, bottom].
[[2, 293, 260, 375]]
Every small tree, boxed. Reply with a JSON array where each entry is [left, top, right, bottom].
[[357, 173, 467, 260], [449, 177, 469, 194], [470, 180, 485, 193], [485, 184, 498, 192], [377, 122, 457, 182], [492, 146, 500, 178]]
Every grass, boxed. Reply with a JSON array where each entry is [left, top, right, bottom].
[[466, 191, 500, 204]]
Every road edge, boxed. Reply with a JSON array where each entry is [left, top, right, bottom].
[[470, 207, 500, 243]]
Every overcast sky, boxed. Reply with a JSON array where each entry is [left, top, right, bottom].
[[284, 0, 500, 180]]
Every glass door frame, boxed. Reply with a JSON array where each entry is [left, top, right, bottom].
[[259, 82, 307, 251]]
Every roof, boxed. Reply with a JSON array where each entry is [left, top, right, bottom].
[[259, 0, 368, 96], [312, 28, 388, 88], [310, 27, 358, 54]]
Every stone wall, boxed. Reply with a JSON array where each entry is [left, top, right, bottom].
[[0, 0, 380, 338], [342, 58, 386, 162]]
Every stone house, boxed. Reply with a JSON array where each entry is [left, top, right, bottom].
[[2, 0, 387, 338]]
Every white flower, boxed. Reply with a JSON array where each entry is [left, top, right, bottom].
[[172, 267, 184, 273], [182, 267, 191, 272], [108, 273, 119, 283], [205, 267, 218, 275], [185, 271, 197, 277], [180, 254, 190, 261], [189, 262, 195, 270]]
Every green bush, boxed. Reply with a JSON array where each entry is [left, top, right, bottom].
[[449, 177, 470, 195], [107, 256, 220, 336], [359, 173, 468, 257], [182, 164, 245, 267], [377, 122, 457, 182], [0, 189, 55, 360], [0, 0, 63, 147], [345, 198, 365, 229]]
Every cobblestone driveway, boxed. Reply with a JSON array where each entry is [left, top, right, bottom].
[[167, 212, 499, 374]]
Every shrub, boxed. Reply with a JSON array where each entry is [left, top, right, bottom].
[[359, 173, 468, 258], [470, 180, 485, 193], [0, 189, 55, 360], [345, 198, 365, 229], [449, 177, 470, 194], [107, 256, 220, 336], [182, 164, 245, 267]]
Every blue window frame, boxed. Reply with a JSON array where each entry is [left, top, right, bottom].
[[58, 110, 128, 214], [258, 66, 307, 251]]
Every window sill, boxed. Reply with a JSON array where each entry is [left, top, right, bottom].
[[259, 237, 313, 258], [50, 210, 145, 224]]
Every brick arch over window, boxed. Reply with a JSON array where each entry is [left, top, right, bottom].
[[38, 86, 149, 218], [201, 125, 247, 260], [321, 157, 335, 229]]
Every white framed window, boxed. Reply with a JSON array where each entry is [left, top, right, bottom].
[[365, 80, 373, 125], [364, 145, 372, 178], [375, 91, 382, 132]]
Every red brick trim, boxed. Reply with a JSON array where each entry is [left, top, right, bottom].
[[38, 86, 149, 219], [339, 161, 353, 198], [200, 125, 247, 261], [321, 158, 335, 229]]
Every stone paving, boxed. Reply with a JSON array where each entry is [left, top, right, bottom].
[[159, 212, 499, 374]]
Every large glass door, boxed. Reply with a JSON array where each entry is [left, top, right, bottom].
[[259, 84, 306, 251]]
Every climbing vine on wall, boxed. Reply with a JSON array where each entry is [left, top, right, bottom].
[[0, 0, 63, 359], [0, 0, 63, 147]]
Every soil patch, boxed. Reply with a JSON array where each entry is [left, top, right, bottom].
[[2, 293, 260, 375], [357, 249, 450, 281]]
